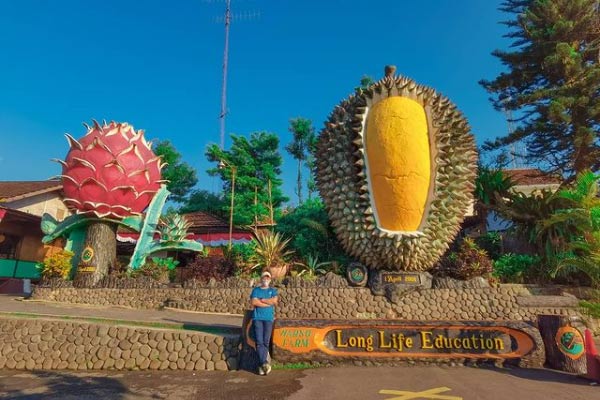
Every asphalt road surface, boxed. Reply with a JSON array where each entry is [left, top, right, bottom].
[[0, 365, 597, 400]]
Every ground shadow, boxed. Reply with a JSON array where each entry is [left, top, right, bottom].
[[478, 365, 596, 387], [0, 370, 136, 400], [161, 318, 242, 334]]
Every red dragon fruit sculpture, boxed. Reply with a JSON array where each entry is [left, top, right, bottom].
[[55, 120, 165, 285], [58, 120, 165, 219]]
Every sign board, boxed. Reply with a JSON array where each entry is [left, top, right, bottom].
[[555, 326, 585, 360], [272, 320, 540, 362], [381, 272, 421, 285]]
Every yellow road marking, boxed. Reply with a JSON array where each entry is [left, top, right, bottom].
[[379, 386, 463, 400]]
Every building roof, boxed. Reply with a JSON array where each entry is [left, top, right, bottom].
[[0, 206, 42, 224], [183, 211, 230, 229], [504, 168, 561, 186], [0, 180, 63, 203]]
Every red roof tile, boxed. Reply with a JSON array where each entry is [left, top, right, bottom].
[[504, 169, 561, 186], [183, 211, 229, 229], [0, 180, 63, 202]]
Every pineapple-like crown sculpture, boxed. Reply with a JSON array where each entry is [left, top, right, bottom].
[[56, 120, 165, 219], [316, 66, 478, 271]]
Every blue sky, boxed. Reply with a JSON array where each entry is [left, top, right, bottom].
[[0, 0, 511, 205]]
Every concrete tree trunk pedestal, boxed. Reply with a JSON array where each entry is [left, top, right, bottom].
[[73, 221, 117, 287], [538, 314, 587, 374]]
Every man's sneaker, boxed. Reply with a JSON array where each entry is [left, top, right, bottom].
[[263, 363, 272, 375], [258, 364, 265, 375]]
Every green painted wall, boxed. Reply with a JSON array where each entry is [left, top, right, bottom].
[[0, 259, 40, 279]]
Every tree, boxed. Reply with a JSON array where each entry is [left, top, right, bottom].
[[495, 171, 600, 281], [305, 141, 318, 200], [179, 189, 227, 218], [285, 118, 316, 205], [475, 166, 515, 207], [473, 166, 516, 232], [355, 75, 375, 91], [275, 198, 349, 265], [206, 132, 288, 226], [543, 171, 600, 283], [153, 140, 198, 203], [480, 0, 600, 178]]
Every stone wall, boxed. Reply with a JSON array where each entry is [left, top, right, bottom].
[[31, 285, 581, 323], [0, 317, 240, 371]]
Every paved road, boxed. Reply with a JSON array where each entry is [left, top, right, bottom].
[[0, 365, 597, 400], [0, 295, 243, 330]]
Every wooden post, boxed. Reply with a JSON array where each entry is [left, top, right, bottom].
[[228, 166, 236, 250], [267, 179, 273, 224], [538, 314, 587, 374], [254, 186, 258, 231]]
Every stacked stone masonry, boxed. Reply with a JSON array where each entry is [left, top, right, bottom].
[[31, 286, 581, 322], [0, 318, 240, 371]]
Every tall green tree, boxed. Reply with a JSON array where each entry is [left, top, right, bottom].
[[153, 140, 198, 203], [305, 139, 319, 200], [206, 132, 288, 226], [179, 189, 227, 218], [275, 198, 349, 265], [480, 0, 600, 178], [285, 118, 316, 205]]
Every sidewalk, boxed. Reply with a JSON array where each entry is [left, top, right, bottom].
[[0, 295, 244, 332]]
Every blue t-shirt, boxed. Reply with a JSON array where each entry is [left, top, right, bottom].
[[250, 286, 278, 321]]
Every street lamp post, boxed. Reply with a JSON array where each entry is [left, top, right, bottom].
[[219, 160, 237, 250]]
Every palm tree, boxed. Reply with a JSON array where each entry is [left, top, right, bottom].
[[474, 166, 515, 207], [544, 171, 600, 285], [474, 166, 515, 230], [555, 231, 600, 287]]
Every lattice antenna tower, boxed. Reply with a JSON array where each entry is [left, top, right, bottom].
[[207, 0, 261, 149], [502, 97, 526, 169]]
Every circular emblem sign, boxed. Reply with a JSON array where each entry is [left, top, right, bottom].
[[81, 246, 95, 264], [346, 262, 368, 287], [555, 326, 585, 360]]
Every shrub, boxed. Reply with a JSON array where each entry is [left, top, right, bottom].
[[251, 230, 294, 271], [474, 232, 502, 260], [450, 238, 493, 280], [223, 242, 257, 272], [130, 261, 168, 283], [181, 254, 235, 283], [129, 257, 179, 283], [37, 250, 74, 279], [580, 300, 600, 319], [493, 253, 540, 283], [293, 255, 332, 280], [225, 243, 261, 278]]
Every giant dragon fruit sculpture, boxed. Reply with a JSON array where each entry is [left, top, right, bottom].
[[41, 120, 202, 286], [58, 121, 165, 219]]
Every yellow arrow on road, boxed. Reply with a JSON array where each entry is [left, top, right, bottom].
[[379, 386, 462, 400]]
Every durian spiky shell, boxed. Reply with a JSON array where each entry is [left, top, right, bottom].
[[315, 73, 478, 271]]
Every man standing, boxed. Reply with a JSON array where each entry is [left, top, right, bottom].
[[251, 271, 278, 375]]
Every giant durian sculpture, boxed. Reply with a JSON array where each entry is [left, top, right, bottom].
[[316, 66, 477, 271]]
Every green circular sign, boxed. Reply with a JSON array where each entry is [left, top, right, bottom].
[[81, 247, 95, 264], [555, 327, 585, 360], [346, 262, 368, 287]]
